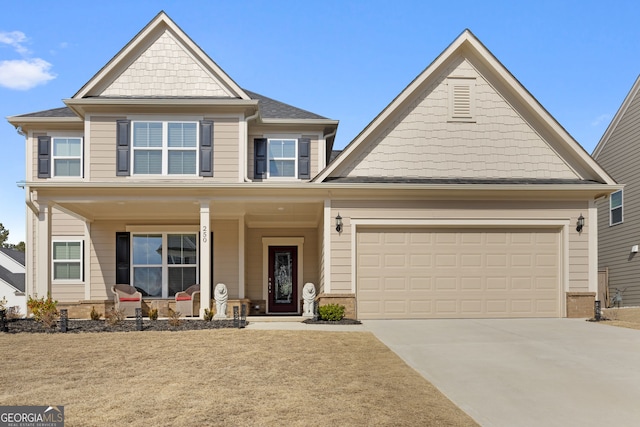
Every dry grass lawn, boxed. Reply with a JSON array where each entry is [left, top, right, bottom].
[[0, 330, 478, 426], [601, 307, 640, 330]]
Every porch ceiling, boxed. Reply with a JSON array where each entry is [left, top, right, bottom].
[[54, 200, 322, 228]]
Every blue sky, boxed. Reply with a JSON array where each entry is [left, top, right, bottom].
[[1, 0, 640, 243]]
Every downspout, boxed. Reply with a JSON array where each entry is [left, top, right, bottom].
[[243, 111, 261, 182], [323, 129, 337, 166]]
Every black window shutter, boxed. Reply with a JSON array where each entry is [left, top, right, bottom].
[[115, 232, 130, 285], [298, 137, 311, 179], [38, 136, 51, 178], [254, 138, 267, 179], [199, 120, 214, 177], [116, 120, 131, 176]]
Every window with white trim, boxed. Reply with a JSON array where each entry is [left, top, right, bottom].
[[132, 121, 198, 175], [132, 233, 198, 297], [268, 138, 297, 178], [52, 137, 82, 177], [610, 189, 623, 225], [52, 240, 83, 281]]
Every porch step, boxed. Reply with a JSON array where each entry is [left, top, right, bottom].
[[248, 316, 305, 323]]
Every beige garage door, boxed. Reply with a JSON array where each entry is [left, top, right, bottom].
[[357, 228, 561, 319]]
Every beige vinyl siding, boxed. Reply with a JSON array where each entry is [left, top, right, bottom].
[[244, 227, 319, 301], [50, 207, 85, 236], [329, 200, 591, 295], [212, 220, 239, 297], [90, 221, 121, 300], [89, 116, 122, 181], [52, 284, 85, 302], [594, 88, 640, 306], [211, 117, 239, 182], [334, 58, 579, 181]]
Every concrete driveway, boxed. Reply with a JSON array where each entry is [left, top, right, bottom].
[[364, 318, 640, 427]]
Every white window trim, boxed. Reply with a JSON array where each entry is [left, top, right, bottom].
[[610, 189, 623, 226], [265, 134, 301, 180], [51, 239, 84, 284], [131, 231, 199, 299], [131, 120, 200, 177], [48, 132, 84, 179]]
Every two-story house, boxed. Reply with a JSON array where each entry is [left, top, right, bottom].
[[7, 12, 618, 319]]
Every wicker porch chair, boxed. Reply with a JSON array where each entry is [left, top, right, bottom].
[[111, 284, 142, 317], [174, 284, 200, 317]]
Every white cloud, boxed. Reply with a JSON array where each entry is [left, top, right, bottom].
[[0, 58, 56, 90], [0, 30, 30, 55], [591, 113, 612, 127]]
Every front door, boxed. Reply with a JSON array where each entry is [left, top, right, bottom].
[[268, 246, 298, 313]]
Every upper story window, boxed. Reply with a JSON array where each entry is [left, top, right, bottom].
[[37, 135, 83, 179], [132, 121, 198, 175], [268, 139, 297, 178], [254, 136, 310, 180], [610, 189, 623, 225], [53, 137, 82, 177]]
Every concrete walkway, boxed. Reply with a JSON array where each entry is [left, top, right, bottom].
[[363, 318, 640, 427]]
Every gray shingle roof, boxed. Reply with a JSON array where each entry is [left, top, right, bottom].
[[0, 265, 25, 292], [243, 90, 329, 120], [12, 90, 329, 121], [0, 248, 25, 266]]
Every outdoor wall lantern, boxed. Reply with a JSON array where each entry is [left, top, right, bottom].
[[336, 213, 343, 233], [576, 214, 585, 233]]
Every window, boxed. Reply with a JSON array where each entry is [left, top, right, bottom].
[[610, 189, 623, 225], [52, 137, 82, 177], [52, 241, 83, 281], [268, 138, 297, 178], [132, 121, 197, 175], [132, 233, 198, 297]]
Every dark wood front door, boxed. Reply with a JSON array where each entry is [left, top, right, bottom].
[[268, 246, 298, 313]]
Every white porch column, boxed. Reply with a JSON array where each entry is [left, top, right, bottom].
[[199, 202, 211, 317], [323, 199, 332, 293], [588, 200, 598, 293], [36, 203, 50, 297], [238, 214, 245, 299]]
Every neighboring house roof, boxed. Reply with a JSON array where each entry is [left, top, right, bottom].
[[0, 248, 25, 266], [0, 248, 25, 293], [0, 265, 25, 293], [10, 89, 329, 121], [315, 29, 617, 186], [592, 75, 640, 158]]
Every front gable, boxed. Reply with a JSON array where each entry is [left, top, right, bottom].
[[317, 30, 614, 185], [74, 11, 248, 99]]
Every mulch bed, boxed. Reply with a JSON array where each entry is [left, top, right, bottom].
[[2, 317, 361, 333], [2, 318, 238, 334]]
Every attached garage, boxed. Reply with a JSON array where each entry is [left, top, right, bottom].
[[356, 227, 562, 319]]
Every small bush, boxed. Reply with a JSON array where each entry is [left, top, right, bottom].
[[148, 307, 159, 321], [106, 308, 126, 325], [318, 304, 345, 321], [0, 296, 6, 311], [168, 309, 182, 327], [6, 306, 22, 320], [27, 294, 59, 328], [90, 306, 102, 321], [203, 308, 214, 322]]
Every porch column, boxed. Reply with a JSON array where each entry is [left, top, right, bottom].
[[199, 202, 211, 317], [36, 203, 50, 297]]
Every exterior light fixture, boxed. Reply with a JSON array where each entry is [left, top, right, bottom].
[[336, 213, 343, 233], [576, 214, 585, 233]]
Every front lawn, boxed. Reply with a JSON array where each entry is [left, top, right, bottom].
[[0, 330, 478, 426]]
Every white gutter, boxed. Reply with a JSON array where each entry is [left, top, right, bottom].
[[243, 110, 261, 182]]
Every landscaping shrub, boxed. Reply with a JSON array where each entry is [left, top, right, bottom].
[[148, 307, 159, 321], [27, 294, 59, 328], [318, 304, 345, 321], [168, 309, 182, 327], [203, 308, 214, 322], [90, 306, 102, 321], [106, 308, 126, 325]]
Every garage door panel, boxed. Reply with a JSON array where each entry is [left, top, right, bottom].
[[357, 228, 561, 319]]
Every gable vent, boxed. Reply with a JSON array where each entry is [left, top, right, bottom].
[[448, 77, 476, 121]]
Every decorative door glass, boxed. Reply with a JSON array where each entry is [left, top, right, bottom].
[[274, 251, 293, 303]]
